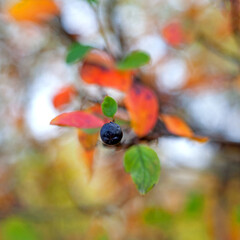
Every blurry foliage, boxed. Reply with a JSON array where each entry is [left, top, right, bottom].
[[0, 0, 240, 239]]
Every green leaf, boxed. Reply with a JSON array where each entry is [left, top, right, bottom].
[[1, 217, 39, 240], [87, 0, 98, 4], [101, 96, 118, 118], [66, 42, 92, 64], [114, 118, 130, 126], [184, 192, 204, 217], [124, 145, 161, 194], [143, 208, 173, 228], [117, 51, 150, 70], [236, 205, 240, 223], [81, 128, 100, 134]]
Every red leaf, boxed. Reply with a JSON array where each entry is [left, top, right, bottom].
[[162, 21, 185, 47], [80, 63, 133, 92], [50, 111, 104, 129], [125, 84, 159, 137], [80, 50, 134, 92], [79, 50, 133, 92], [52, 85, 77, 110]]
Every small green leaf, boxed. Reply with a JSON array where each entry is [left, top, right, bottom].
[[81, 128, 100, 134], [87, 0, 98, 4], [124, 145, 160, 194], [101, 96, 118, 118], [66, 42, 92, 64], [115, 119, 130, 126], [117, 51, 150, 70]]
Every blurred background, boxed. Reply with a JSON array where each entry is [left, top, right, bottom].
[[0, 0, 240, 239]]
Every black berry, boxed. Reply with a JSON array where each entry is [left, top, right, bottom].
[[100, 122, 123, 145]]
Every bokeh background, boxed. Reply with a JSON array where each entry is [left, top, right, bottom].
[[0, 0, 240, 239]]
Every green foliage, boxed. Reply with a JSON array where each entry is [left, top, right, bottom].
[[97, 234, 109, 240], [143, 208, 173, 228], [81, 128, 100, 134], [66, 42, 92, 64], [87, 0, 98, 4], [117, 51, 150, 70], [184, 192, 204, 217], [101, 96, 118, 118], [114, 118, 130, 126], [124, 145, 161, 194], [236, 205, 240, 223], [0, 218, 39, 240]]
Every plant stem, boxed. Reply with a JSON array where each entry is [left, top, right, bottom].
[[89, 2, 114, 57]]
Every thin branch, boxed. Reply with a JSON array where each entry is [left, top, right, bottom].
[[89, 2, 114, 57]]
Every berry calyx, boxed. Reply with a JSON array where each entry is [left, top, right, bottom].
[[100, 122, 123, 145]]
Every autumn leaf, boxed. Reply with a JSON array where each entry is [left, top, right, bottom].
[[8, 0, 59, 23], [160, 114, 193, 137], [50, 111, 104, 129], [162, 21, 186, 47], [125, 84, 159, 137], [52, 85, 77, 110], [79, 50, 133, 92], [78, 129, 99, 175], [160, 114, 208, 142], [80, 62, 133, 92], [76, 104, 104, 175]]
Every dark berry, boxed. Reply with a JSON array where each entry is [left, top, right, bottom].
[[100, 122, 123, 145]]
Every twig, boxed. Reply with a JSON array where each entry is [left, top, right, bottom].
[[89, 2, 114, 57]]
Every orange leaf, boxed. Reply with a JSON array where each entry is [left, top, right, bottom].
[[125, 84, 159, 137], [160, 114, 193, 138], [50, 111, 104, 128], [52, 85, 77, 110], [160, 114, 209, 142], [80, 63, 133, 92], [162, 21, 185, 47], [78, 129, 99, 175], [189, 136, 209, 143], [77, 104, 103, 175], [8, 0, 59, 23]]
